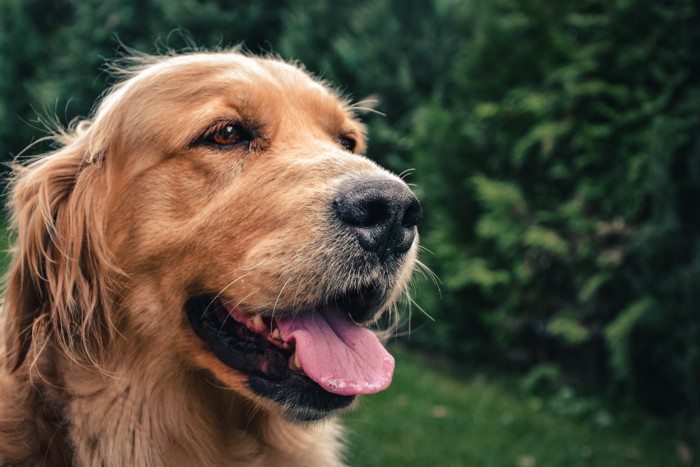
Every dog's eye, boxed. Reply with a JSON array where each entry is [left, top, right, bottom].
[[199, 122, 254, 149], [338, 135, 357, 153]]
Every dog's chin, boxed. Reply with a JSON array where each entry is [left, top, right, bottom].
[[185, 290, 388, 423]]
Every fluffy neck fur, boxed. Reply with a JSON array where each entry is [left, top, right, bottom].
[[0, 328, 345, 466]]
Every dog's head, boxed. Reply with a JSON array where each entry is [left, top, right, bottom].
[[4, 51, 421, 422]]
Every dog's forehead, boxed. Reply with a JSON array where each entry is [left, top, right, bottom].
[[249, 57, 328, 92], [217, 56, 345, 109], [102, 53, 342, 114], [92, 52, 362, 153], [142, 53, 334, 98], [115, 53, 351, 122]]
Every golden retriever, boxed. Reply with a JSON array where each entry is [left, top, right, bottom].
[[0, 50, 421, 466]]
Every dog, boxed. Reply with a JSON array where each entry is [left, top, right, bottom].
[[0, 50, 421, 466]]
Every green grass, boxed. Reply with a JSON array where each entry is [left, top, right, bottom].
[[344, 347, 675, 467]]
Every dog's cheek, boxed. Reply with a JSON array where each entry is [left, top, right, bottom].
[[106, 153, 238, 260]]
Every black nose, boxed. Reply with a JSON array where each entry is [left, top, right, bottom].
[[333, 178, 422, 260]]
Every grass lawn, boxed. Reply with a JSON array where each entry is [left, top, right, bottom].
[[344, 346, 676, 467]]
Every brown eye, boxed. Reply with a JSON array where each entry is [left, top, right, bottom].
[[212, 124, 240, 145], [198, 121, 254, 149], [338, 135, 356, 152]]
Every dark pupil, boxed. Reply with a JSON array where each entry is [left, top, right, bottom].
[[215, 126, 238, 144], [340, 136, 355, 151]]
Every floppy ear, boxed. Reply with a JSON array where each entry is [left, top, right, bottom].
[[3, 128, 118, 371]]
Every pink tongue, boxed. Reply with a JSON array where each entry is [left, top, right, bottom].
[[276, 310, 394, 396]]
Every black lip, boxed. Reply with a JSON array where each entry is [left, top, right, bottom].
[[185, 295, 355, 422]]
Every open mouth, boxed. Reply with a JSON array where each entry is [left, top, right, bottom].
[[185, 287, 395, 422]]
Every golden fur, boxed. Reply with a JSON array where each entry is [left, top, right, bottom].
[[0, 51, 419, 466]]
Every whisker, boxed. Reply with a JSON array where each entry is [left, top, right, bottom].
[[392, 317, 435, 338], [218, 289, 259, 334], [403, 283, 415, 339], [407, 294, 412, 339], [351, 106, 385, 116], [407, 294, 434, 321], [271, 277, 293, 322], [417, 245, 436, 256], [202, 266, 264, 318], [240, 258, 269, 271], [213, 258, 268, 282], [416, 260, 441, 289], [290, 277, 307, 316], [397, 168, 415, 180], [349, 99, 385, 116]]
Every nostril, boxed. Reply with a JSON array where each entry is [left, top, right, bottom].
[[402, 199, 423, 228]]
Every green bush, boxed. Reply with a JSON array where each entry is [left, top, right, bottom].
[[409, 0, 700, 440]]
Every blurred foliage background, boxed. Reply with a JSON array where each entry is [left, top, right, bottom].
[[1, 0, 699, 461]]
